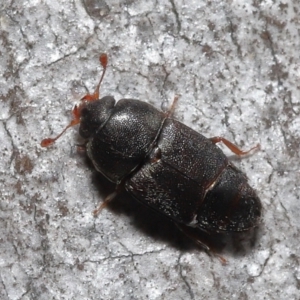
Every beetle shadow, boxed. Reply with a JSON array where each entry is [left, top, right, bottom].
[[87, 163, 261, 258]]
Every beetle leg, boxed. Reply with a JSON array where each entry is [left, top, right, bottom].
[[175, 223, 227, 264], [164, 95, 179, 118], [210, 136, 260, 156], [75, 142, 88, 153], [93, 191, 117, 216], [93, 183, 123, 217], [175, 223, 210, 251]]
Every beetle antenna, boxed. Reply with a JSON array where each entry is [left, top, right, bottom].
[[40, 105, 81, 147], [41, 54, 108, 147], [81, 53, 108, 101], [96, 53, 108, 97], [41, 114, 80, 147]]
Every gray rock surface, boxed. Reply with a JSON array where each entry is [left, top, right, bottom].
[[1, 0, 299, 299]]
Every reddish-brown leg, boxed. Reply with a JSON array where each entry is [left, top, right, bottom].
[[93, 191, 118, 216], [210, 136, 260, 156], [164, 95, 179, 118], [93, 183, 124, 217]]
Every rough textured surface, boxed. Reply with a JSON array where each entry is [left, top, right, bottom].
[[0, 0, 299, 299]]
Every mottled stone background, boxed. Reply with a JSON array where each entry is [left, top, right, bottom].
[[1, 0, 299, 299]]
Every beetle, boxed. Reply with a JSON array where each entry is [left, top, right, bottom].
[[41, 54, 262, 252]]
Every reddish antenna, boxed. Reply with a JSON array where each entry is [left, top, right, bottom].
[[41, 53, 108, 147], [81, 53, 108, 101]]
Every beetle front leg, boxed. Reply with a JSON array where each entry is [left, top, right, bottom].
[[210, 136, 260, 156]]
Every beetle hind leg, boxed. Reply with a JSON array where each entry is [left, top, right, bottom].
[[175, 223, 227, 264]]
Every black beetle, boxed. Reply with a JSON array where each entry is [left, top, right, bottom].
[[41, 54, 262, 252]]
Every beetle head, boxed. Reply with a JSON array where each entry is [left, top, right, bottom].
[[41, 54, 109, 147], [79, 96, 115, 139]]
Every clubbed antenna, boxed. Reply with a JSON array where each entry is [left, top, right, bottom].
[[41, 53, 108, 147], [81, 53, 108, 101]]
